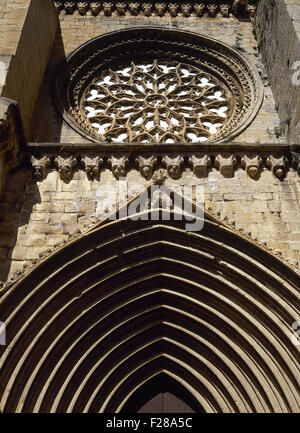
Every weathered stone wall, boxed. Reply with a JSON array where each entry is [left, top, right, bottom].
[[255, 0, 300, 145], [32, 13, 282, 144], [0, 0, 58, 138], [1, 165, 300, 283], [1, 3, 300, 284]]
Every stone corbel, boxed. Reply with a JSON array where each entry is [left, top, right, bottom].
[[189, 154, 211, 177], [220, 3, 230, 17], [162, 154, 184, 179], [128, 2, 140, 15], [31, 155, 51, 181], [207, 2, 218, 17], [215, 154, 237, 177], [241, 154, 262, 179], [81, 154, 104, 179], [116, 2, 127, 15], [64, 1, 76, 14], [103, 2, 113, 16], [266, 155, 287, 179], [77, 1, 89, 15], [142, 3, 152, 16], [155, 3, 166, 16], [135, 155, 158, 180], [181, 3, 192, 17], [194, 3, 205, 16], [247, 3, 256, 21], [108, 154, 129, 179], [90, 2, 101, 15], [169, 3, 180, 17], [55, 154, 77, 181]]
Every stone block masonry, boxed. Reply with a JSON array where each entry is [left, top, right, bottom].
[[255, 0, 300, 145], [1, 166, 300, 283]]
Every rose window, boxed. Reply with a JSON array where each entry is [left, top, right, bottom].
[[83, 60, 231, 143], [53, 28, 263, 144]]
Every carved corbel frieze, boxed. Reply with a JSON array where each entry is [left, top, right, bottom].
[[189, 154, 211, 177], [31, 155, 51, 181], [266, 155, 287, 179], [54, 1, 256, 18], [162, 154, 184, 179], [108, 154, 129, 179], [241, 154, 262, 179], [215, 154, 237, 177], [81, 154, 104, 179], [55, 154, 77, 181], [135, 154, 157, 180]]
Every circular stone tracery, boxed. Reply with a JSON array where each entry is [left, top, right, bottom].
[[53, 28, 263, 144], [84, 60, 231, 143]]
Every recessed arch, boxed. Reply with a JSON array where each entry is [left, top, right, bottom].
[[0, 208, 299, 413], [121, 372, 204, 413]]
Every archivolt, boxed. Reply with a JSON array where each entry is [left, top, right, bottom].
[[0, 211, 299, 413]]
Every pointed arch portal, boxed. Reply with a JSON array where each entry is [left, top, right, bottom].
[[0, 208, 299, 413]]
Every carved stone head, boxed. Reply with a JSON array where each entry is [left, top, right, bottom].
[[181, 3, 192, 17], [141, 3, 152, 16], [136, 155, 157, 179], [155, 3, 167, 17], [207, 3, 218, 17], [116, 2, 127, 15], [194, 3, 205, 16], [103, 2, 113, 16], [168, 3, 179, 17], [64, 1, 75, 14], [162, 155, 184, 180], [90, 2, 101, 15], [129, 2, 140, 15], [220, 3, 230, 17], [77, 1, 88, 15], [108, 155, 129, 179], [81, 155, 103, 179]]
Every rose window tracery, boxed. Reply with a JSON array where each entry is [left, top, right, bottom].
[[53, 28, 263, 144], [83, 60, 232, 143]]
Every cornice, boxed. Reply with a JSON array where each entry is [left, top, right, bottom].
[[28, 142, 300, 182], [53, 1, 257, 20]]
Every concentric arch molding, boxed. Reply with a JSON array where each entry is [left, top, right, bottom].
[[53, 27, 264, 145]]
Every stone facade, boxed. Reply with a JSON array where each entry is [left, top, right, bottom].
[[0, 0, 300, 414], [1, 0, 298, 283]]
